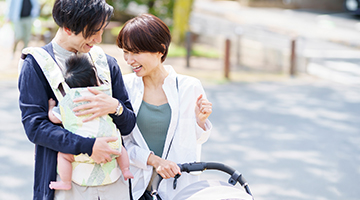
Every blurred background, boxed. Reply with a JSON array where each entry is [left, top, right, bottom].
[[0, 0, 360, 83], [0, 0, 360, 200], [1, 0, 360, 82]]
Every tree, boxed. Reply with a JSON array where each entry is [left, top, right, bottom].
[[107, 0, 175, 23], [107, 0, 194, 45], [172, 0, 193, 45]]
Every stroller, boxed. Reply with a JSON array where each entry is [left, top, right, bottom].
[[149, 162, 254, 200]]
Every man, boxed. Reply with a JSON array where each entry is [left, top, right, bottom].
[[6, 0, 40, 55], [18, 0, 136, 199]]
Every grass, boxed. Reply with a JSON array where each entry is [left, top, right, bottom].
[[168, 43, 220, 58], [168, 43, 187, 57]]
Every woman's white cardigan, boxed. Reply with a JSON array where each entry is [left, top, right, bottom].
[[123, 65, 212, 200]]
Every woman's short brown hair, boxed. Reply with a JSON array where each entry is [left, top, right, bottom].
[[116, 14, 171, 63]]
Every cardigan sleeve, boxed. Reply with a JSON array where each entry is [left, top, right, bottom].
[[106, 55, 136, 136], [18, 55, 95, 155]]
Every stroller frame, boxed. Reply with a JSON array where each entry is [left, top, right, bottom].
[[150, 162, 254, 200]]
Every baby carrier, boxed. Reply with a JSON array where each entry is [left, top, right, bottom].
[[20, 46, 122, 186]]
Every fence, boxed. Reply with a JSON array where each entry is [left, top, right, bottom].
[[188, 10, 360, 80], [189, 12, 303, 76]]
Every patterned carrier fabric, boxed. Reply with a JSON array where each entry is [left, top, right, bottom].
[[21, 46, 122, 186]]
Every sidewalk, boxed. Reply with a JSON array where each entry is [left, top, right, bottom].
[[194, 0, 360, 47], [190, 0, 360, 86], [1, 55, 359, 200]]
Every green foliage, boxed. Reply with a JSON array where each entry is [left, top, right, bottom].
[[110, 25, 124, 37], [36, 0, 175, 24], [107, 0, 175, 24], [39, 0, 55, 18]]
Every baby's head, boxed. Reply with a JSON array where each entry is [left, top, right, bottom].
[[64, 54, 100, 88]]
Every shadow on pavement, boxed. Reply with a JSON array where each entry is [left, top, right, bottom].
[[1, 38, 359, 200]]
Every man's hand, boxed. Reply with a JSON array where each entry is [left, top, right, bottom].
[[72, 87, 119, 122], [90, 137, 121, 164]]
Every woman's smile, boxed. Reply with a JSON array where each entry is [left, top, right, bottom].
[[132, 65, 143, 72]]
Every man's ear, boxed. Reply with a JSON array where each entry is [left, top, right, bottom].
[[64, 27, 72, 36]]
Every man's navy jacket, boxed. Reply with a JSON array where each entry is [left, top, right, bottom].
[[18, 43, 136, 200]]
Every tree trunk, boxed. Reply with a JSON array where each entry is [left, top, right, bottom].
[[148, 0, 156, 14], [172, 0, 194, 45]]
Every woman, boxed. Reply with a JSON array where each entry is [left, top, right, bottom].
[[117, 14, 213, 200]]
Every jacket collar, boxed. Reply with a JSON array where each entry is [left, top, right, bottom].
[[131, 65, 178, 108], [163, 65, 178, 88], [131, 65, 180, 158], [161, 65, 180, 158], [43, 43, 56, 60]]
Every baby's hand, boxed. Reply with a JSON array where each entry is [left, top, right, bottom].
[[48, 98, 62, 124], [48, 98, 56, 110]]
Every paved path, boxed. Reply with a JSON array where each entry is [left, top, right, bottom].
[[1, 74, 359, 200], [1, 1, 360, 199], [201, 78, 360, 200], [191, 0, 360, 86], [0, 80, 34, 200]]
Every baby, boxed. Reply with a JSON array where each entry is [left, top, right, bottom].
[[48, 54, 133, 190]]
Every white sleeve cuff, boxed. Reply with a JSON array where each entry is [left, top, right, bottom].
[[196, 119, 212, 144]]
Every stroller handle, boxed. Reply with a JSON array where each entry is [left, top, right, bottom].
[[150, 162, 253, 199]]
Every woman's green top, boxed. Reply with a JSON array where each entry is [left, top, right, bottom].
[[136, 100, 171, 157]]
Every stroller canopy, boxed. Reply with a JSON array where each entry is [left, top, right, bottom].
[[172, 180, 253, 200]]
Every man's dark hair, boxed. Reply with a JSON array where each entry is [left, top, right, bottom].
[[52, 0, 113, 39], [116, 14, 171, 63], [64, 55, 99, 88]]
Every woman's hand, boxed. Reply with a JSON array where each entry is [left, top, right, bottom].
[[147, 154, 181, 179], [195, 94, 212, 130], [72, 87, 119, 122]]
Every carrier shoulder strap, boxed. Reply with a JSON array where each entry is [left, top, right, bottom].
[[20, 46, 112, 101], [21, 47, 69, 101], [88, 45, 112, 93]]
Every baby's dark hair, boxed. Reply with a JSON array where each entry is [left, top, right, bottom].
[[64, 55, 99, 88]]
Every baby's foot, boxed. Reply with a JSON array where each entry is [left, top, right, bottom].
[[49, 181, 72, 190], [123, 170, 134, 181]]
